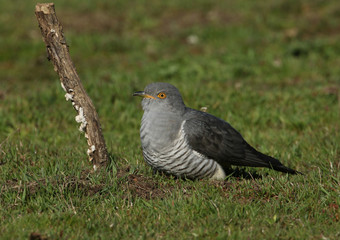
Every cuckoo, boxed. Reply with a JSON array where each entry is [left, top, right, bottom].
[[133, 82, 301, 180]]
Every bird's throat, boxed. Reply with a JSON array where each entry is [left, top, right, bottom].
[[140, 110, 182, 152]]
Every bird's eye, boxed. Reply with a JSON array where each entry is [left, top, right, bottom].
[[157, 92, 167, 99]]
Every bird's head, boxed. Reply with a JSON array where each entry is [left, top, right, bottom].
[[133, 82, 186, 113]]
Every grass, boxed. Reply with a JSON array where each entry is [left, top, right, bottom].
[[0, 0, 339, 239]]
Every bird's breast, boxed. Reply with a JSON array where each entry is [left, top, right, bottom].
[[140, 116, 226, 180], [140, 111, 182, 152]]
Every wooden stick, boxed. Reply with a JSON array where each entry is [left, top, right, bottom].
[[35, 3, 109, 170]]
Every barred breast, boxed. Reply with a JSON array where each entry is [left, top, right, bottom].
[[141, 118, 226, 180]]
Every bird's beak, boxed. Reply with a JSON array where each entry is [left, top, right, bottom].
[[133, 91, 156, 99]]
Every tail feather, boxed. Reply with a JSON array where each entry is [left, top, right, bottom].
[[271, 164, 303, 175], [244, 143, 303, 175]]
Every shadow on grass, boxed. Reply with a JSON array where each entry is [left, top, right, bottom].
[[152, 167, 264, 181], [224, 168, 264, 180]]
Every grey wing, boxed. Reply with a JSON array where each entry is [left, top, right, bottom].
[[183, 112, 253, 167], [182, 111, 296, 172]]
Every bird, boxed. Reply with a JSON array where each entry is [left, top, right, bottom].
[[133, 82, 302, 180]]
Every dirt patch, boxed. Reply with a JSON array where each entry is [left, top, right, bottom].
[[29, 232, 48, 240], [1, 167, 176, 201], [1, 170, 104, 198], [124, 174, 171, 200], [0, 91, 4, 100], [2, 167, 269, 202], [117, 167, 175, 200], [59, 10, 126, 34]]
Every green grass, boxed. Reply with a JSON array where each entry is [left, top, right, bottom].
[[0, 0, 339, 239]]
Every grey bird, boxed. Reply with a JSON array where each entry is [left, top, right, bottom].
[[133, 82, 301, 180]]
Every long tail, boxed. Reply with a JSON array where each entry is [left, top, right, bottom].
[[265, 155, 303, 174], [244, 143, 303, 175]]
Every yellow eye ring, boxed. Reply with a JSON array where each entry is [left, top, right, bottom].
[[157, 92, 167, 99]]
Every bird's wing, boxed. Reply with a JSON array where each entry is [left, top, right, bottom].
[[183, 110, 293, 171]]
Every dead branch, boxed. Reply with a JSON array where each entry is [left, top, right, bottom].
[[35, 3, 109, 170]]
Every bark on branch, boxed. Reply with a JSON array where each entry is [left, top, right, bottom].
[[35, 3, 109, 170]]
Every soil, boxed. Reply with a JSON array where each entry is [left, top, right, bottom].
[[2, 166, 177, 200], [117, 167, 175, 200], [2, 166, 265, 201]]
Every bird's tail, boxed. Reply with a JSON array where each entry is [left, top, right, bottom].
[[267, 158, 303, 174], [244, 143, 303, 175]]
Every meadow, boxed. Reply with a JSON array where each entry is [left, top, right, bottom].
[[0, 0, 339, 239]]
